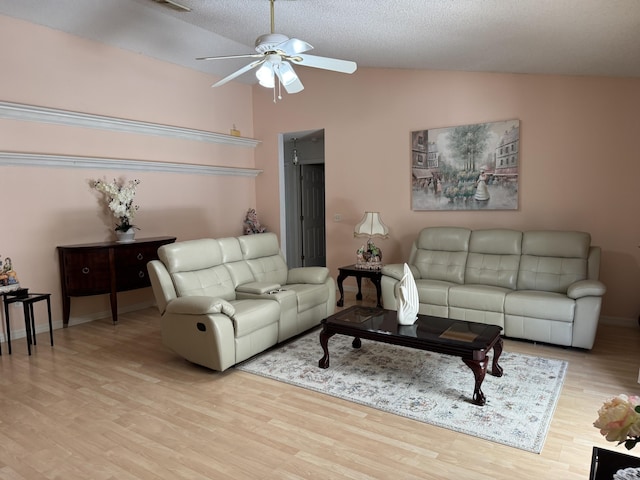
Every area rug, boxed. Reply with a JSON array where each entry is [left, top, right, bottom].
[[236, 329, 567, 453]]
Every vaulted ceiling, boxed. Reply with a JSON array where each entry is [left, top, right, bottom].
[[1, 0, 639, 84]]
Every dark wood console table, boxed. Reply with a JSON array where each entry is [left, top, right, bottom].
[[57, 236, 176, 326]]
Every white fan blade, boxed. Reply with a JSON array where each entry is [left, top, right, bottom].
[[197, 53, 263, 61], [277, 38, 313, 55], [283, 76, 304, 94], [292, 54, 357, 74], [274, 64, 304, 94], [212, 59, 265, 87]]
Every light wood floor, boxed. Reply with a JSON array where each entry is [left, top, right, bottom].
[[1, 294, 638, 479]]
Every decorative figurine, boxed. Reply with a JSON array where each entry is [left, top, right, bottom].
[[397, 263, 419, 325], [243, 208, 267, 235]]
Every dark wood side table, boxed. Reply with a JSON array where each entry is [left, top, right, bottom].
[[57, 236, 176, 326], [2, 292, 53, 355], [336, 264, 383, 308]]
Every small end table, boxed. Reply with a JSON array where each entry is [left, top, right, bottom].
[[2, 292, 53, 355], [336, 264, 383, 308]]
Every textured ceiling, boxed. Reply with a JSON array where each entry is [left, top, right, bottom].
[[1, 0, 639, 84]]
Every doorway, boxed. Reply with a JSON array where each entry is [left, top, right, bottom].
[[281, 129, 326, 268]]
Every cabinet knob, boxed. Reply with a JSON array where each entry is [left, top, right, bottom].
[[137, 253, 144, 261], [82, 267, 90, 274]]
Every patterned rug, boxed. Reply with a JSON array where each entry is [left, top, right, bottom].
[[236, 329, 567, 453]]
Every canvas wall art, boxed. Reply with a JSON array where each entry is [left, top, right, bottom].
[[411, 119, 520, 211]]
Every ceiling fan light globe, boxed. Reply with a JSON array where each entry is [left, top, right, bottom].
[[256, 63, 275, 88], [277, 62, 297, 86]]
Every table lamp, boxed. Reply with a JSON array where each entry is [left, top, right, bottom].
[[353, 212, 389, 269]]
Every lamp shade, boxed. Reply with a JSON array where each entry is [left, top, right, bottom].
[[256, 63, 275, 88], [353, 212, 389, 239]]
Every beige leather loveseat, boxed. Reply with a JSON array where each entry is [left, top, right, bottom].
[[147, 232, 335, 371], [381, 227, 606, 349]]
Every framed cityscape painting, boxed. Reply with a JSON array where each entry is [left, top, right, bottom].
[[411, 119, 520, 211]]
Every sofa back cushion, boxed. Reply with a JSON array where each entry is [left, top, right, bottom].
[[413, 227, 471, 284], [466, 229, 522, 289], [218, 237, 256, 287], [517, 231, 591, 293], [238, 233, 289, 285], [158, 239, 236, 301]]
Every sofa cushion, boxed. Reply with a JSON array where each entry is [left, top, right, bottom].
[[159, 239, 222, 273], [449, 284, 509, 312], [518, 256, 588, 293], [171, 265, 236, 301], [505, 290, 575, 322], [412, 227, 471, 284], [465, 229, 522, 289], [414, 279, 451, 307], [217, 237, 243, 263], [283, 283, 330, 313], [417, 227, 471, 251], [239, 232, 289, 285], [230, 299, 280, 337], [517, 231, 589, 293], [522, 231, 590, 258], [238, 232, 280, 259]]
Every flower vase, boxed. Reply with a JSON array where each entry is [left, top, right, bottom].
[[115, 228, 136, 244]]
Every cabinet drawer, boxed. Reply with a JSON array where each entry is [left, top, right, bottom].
[[116, 265, 151, 291], [61, 249, 111, 294], [114, 244, 160, 269]]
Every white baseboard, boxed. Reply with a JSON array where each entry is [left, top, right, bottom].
[[0, 301, 157, 343]]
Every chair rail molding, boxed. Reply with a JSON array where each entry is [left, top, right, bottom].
[[0, 152, 262, 177], [0, 101, 261, 148]]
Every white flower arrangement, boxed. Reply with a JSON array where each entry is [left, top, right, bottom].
[[92, 178, 140, 232]]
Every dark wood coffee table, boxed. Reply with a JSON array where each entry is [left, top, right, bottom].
[[318, 306, 504, 406]]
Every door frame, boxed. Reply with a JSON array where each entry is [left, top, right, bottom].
[[278, 129, 325, 267]]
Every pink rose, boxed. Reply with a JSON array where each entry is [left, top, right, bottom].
[[594, 395, 640, 443]]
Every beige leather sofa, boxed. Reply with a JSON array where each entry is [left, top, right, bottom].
[[381, 227, 606, 349], [147, 232, 336, 371]]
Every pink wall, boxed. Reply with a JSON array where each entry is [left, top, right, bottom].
[[253, 68, 640, 321], [0, 16, 258, 331], [2, 13, 639, 336]]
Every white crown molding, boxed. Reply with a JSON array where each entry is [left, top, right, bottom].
[[0, 152, 262, 177], [0, 101, 261, 148]]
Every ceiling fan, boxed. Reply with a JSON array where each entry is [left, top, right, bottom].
[[197, 0, 357, 101]]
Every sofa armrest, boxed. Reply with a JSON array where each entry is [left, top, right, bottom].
[[166, 296, 236, 316], [567, 279, 607, 299], [382, 263, 420, 281], [236, 282, 281, 295], [287, 267, 329, 284]]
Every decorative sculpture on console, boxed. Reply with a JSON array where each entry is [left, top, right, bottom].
[[397, 263, 419, 325]]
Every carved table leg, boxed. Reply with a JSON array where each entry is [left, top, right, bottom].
[[370, 276, 383, 307], [462, 356, 489, 406], [491, 337, 504, 377], [336, 271, 348, 307], [318, 328, 335, 368]]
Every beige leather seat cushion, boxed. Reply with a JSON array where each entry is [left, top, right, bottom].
[[231, 299, 280, 337], [282, 283, 329, 313], [505, 290, 575, 322], [449, 284, 510, 312]]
